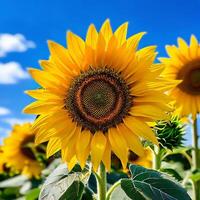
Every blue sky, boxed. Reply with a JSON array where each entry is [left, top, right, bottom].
[[0, 0, 200, 142]]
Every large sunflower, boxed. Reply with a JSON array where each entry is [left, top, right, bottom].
[[2, 123, 43, 177], [160, 35, 200, 118], [24, 20, 176, 171]]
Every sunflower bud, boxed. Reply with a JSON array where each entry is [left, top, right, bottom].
[[154, 117, 185, 150]]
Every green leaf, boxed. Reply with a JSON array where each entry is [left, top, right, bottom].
[[39, 163, 90, 200], [81, 187, 94, 200], [110, 186, 131, 200], [25, 188, 40, 200], [0, 175, 29, 188], [160, 168, 183, 181], [190, 172, 200, 182], [120, 164, 191, 200], [59, 181, 84, 200]]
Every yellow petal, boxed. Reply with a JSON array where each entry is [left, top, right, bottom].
[[102, 135, 111, 172], [95, 33, 106, 66], [124, 116, 158, 145], [127, 32, 146, 52], [100, 19, 113, 44], [35, 129, 56, 145], [23, 101, 61, 115], [177, 37, 189, 59], [76, 130, 91, 168], [190, 35, 198, 58], [86, 24, 98, 48], [25, 89, 64, 100], [46, 138, 61, 158], [117, 124, 144, 157], [47, 40, 78, 74], [67, 31, 85, 67], [67, 156, 77, 171], [114, 22, 128, 46], [130, 104, 169, 120], [91, 132, 107, 171], [108, 127, 128, 169], [62, 127, 80, 162]]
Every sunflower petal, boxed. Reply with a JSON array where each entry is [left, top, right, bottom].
[[86, 24, 98, 48], [76, 130, 91, 168], [108, 128, 128, 169], [117, 124, 144, 157], [114, 22, 128, 46], [46, 138, 61, 158], [124, 116, 158, 145], [91, 132, 107, 171]]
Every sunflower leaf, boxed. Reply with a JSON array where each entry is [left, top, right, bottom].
[[59, 181, 84, 200], [120, 164, 191, 200], [39, 163, 91, 200], [0, 175, 29, 188]]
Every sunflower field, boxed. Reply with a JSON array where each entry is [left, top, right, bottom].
[[0, 1, 200, 200]]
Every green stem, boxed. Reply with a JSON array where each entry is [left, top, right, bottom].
[[192, 116, 200, 200], [96, 162, 107, 200], [106, 181, 121, 200], [192, 117, 199, 170], [191, 181, 200, 200], [153, 145, 161, 170]]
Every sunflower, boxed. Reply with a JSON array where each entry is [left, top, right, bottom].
[[128, 148, 153, 168], [112, 148, 153, 171], [2, 123, 43, 177], [0, 147, 5, 173], [160, 35, 200, 118], [24, 19, 176, 171]]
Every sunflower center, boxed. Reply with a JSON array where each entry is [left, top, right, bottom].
[[190, 68, 200, 88], [20, 135, 36, 160], [177, 59, 200, 95], [66, 68, 132, 133]]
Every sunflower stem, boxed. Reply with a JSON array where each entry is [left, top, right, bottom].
[[191, 180, 200, 200], [153, 145, 161, 170], [106, 181, 121, 200], [96, 162, 107, 200], [192, 116, 200, 200], [192, 116, 199, 170]]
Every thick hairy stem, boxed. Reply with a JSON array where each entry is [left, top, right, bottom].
[[192, 116, 200, 200], [153, 145, 161, 170], [192, 117, 199, 169], [96, 162, 107, 200]]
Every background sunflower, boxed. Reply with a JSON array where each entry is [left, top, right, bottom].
[[160, 35, 200, 118], [0, 148, 4, 173], [2, 123, 43, 178]]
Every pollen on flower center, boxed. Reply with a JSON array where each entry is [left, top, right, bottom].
[[66, 68, 133, 133], [177, 59, 200, 95]]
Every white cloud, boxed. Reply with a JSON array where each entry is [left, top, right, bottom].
[[0, 33, 36, 57], [3, 117, 34, 126], [0, 107, 11, 115], [0, 127, 10, 143], [0, 62, 29, 84]]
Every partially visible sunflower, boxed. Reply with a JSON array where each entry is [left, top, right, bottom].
[[0, 147, 5, 173], [112, 148, 153, 171], [24, 19, 177, 171], [128, 148, 153, 168], [2, 123, 43, 178], [160, 35, 200, 119]]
